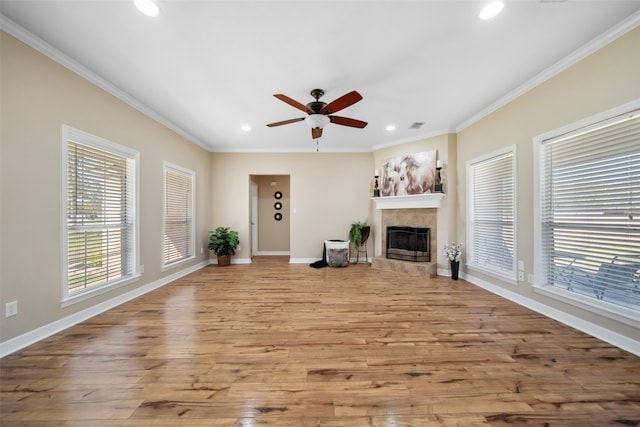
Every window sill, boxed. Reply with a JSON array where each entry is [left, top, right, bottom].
[[467, 263, 517, 286], [162, 255, 196, 272], [534, 284, 640, 328], [62, 274, 141, 308]]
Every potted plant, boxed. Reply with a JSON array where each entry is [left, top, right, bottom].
[[349, 221, 370, 251], [208, 226, 239, 266], [443, 242, 463, 280]]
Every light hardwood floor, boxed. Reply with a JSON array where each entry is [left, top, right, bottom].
[[1, 256, 639, 426]]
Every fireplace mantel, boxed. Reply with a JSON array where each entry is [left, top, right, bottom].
[[372, 193, 444, 210]]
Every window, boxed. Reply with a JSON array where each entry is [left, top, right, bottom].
[[536, 105, 640, 319], [62, 126, 139, 302], [467, 146, 516, 281], [163, 162, 195, 268]]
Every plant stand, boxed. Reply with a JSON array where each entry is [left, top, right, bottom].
[[353, 226, 371, 265], [354, 240, 370, 265]]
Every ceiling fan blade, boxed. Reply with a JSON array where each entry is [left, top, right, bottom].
[[266, 117, 305, 127], [329, 116, 368, 128], [320, 91, 363, 114], [273, 94, 311, 113], [311, 127, 323, 139]]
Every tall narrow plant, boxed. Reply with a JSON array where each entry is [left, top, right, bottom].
[[349, 221, 369, 249]]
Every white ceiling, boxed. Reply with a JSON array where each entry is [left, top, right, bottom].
[[2, 1, 640, 153]]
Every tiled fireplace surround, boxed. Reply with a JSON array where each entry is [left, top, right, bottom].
[[371, 194, 443, 278]]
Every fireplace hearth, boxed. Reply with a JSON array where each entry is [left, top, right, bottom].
[[386, 226, 430, 262]]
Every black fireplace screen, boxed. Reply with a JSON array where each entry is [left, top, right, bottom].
[[386, 226, 430, 262]]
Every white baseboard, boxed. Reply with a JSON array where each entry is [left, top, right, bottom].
[[0, 260, 209, 358], [290, 258, 317, 264], [437, 268, 452, 277], [209, 257, 251, 265], [252, 251, 290, 256], [462, 271, 640, 357]]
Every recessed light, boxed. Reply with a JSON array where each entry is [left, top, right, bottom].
[[134, 0, 160, 17], [479, 1, 504, 20], [241, 125, 251, 132], [386, 124, 396, 132]]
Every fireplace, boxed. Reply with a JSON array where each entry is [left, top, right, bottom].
[[386, 226, 430, 262]]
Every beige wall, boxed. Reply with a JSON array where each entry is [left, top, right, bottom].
[[210, 153, 373, 261], [255, 175, 290, 253], [456, 28, 640, 342], [1, 32, 211, 343]]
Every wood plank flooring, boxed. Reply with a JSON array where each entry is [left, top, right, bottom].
[[2, 256, 639, 426]]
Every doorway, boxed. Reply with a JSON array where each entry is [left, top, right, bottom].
[[249, 175, 290, 258]]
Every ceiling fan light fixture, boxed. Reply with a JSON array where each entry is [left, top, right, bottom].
[[134, 0, 160, 17], [305, 114, 330, 129], [479, 1, 504, 20]]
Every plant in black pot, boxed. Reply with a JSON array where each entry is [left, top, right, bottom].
[[208, 226, 239, 266]]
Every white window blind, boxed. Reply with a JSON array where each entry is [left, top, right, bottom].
[[539, 110, 640, 311], [65, 133, 137, 296], [468, 148, 515, 279], [163, 163, 194, 267]]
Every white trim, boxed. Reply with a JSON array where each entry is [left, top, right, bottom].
[[456, 11, 640, 133], [534, 284, 640, 329], [370, 128, 454, 151], [533, 99, 640, 145], [161, 255, 197, 272], [0, 14, 210, 152], [0, 260, 209, 358], [290, 258, 318, 264], [462, 271, 640, 357], [253, 251, 291, 256], [466, 264, 518, 286], [371, 193, 445, 210], [209, 257, 252, 265], [61, 274, 141, 308]]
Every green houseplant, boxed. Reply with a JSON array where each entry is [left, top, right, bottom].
[[349, 221, 370, 250], [208, 226, 239, 266]]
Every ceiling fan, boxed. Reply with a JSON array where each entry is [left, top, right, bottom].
[[266, 89, 367, 139]]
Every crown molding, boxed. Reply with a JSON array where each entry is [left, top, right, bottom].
[[0, 14, 212, 152], [455, 10, 640, 133]]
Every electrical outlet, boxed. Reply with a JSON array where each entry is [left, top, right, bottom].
[[528, 274, 534, 284], [517, 260, 525, 271], [5, 301, 18, 317], [518, 271, 525, 281], [200, 247, 203, 254]]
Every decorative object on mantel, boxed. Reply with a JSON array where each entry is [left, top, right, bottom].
[[435, 159, 443, 193], [373, 169, 380, 197], [444, 242, 463, 280], [208, 226, 240, 266], [381, 150, 436, 196]]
